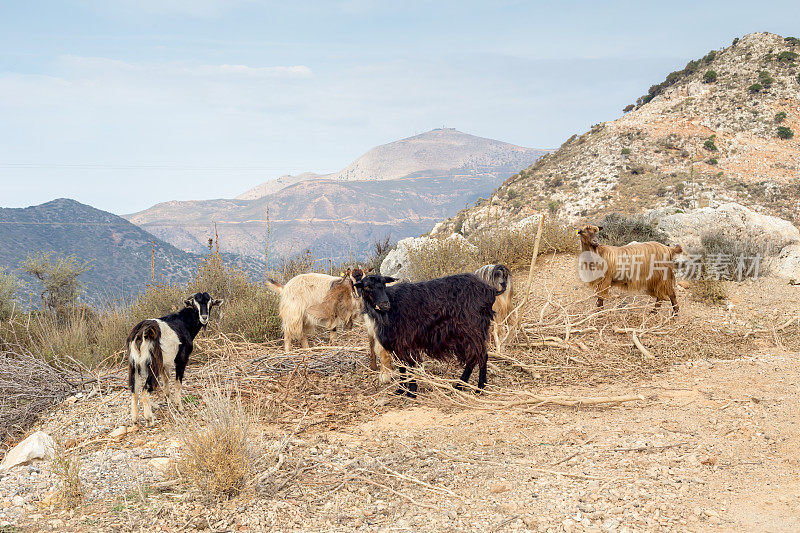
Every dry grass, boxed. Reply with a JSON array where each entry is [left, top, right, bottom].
[[407, 237, 478, 281], [177, 382, 259, 499], [691, 277, 727, 304], [50, 442, 84, 509]]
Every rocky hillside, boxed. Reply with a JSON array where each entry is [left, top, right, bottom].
[[127, 129, 546, 260], [434, 32, 800, 236], [0, 199, 262, 303]]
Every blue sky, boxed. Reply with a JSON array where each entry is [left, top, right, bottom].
[[1, 0, 799, 214]]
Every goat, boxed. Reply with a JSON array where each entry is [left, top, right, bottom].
[[474, 264, 514, 349], [356, 274, 496, 397], [576, 224, 682, 315], [266, 267, 371, 354], [127, 292, 223, 425]]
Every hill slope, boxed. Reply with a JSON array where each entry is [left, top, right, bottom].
[[127, 129, 547, 260], [434, 32, 800, 236], [0, 199, 261, 303]]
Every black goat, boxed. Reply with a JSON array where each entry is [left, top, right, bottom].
[[127, 292, 223, 425], [356, 274, 496, 397]]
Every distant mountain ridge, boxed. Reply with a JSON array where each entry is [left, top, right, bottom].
[[0, 199, 263, 303], [126, 128, 547, 259]]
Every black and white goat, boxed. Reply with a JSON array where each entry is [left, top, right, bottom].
[[127, 292, 223, 425], [357, 274, 496, 397]]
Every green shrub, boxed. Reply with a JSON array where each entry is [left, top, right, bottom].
[[777, 51, 798, 62], [703, 138, 718, 151], [707, 158, 718, 165], [758, 71, 774, 88], [20, 252, 92, 312], [506, 188, 518, 200], [748, 83, 763, 93], [621, 147, 631, 155], [785, 36, 800, 46], [732, 37, 740, 45], [702, 50, 716, 63], [703, 70, 717, 83], [775, 111, 788, 123], [0, 268, 19, 320], [547, 200, 560, 213], [598, 213, 668, 246], [797, 72, 800, 84], [778, 126, 795, 139]]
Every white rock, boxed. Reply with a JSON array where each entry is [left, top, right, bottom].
[[12, 495, 25, 507], [773, 243, 800, 280], [0, 431, 56, 471], [654, 202, 800, 253], [109, 426, 127, 438]]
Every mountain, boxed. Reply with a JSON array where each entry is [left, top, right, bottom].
[[126, 129, 547, 260], [327, 128, 545, 182], [0, 199, 262, 303], [236, 172, 327, 200], [433, 32, 800, 236]]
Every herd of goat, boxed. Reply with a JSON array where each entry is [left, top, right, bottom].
[[127, 225, 683, 426]]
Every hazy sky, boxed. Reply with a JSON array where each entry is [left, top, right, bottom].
[[2, 0, 799, 214]]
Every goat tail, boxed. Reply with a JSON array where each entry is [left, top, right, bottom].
[[265, 278, 284, 294]]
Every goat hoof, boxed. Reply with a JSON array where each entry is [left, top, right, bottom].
[[378, 372, 392, 384], [394, 387, 417, 398]]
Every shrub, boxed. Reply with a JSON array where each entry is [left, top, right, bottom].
[[797, 72, 800, 84], [693, 276, 727, 305], [785, 36, 800, 46], [775, 111, 788, 123], [367, 236, 393, 272], [777, 51, 798, 62], [748, 83, 763, 93], [703, 70, 717, 83], [598, 213, 668, 246], [468, 217, 578, 270], [406, 237, 478, 281], [20, 252, 91, 312], [702, 50, 716, 63], [703, 138, 718, 151], [0, 268, 18, 320], [51, 443, 84, 509], [623, 104, 635, 113], [732, 37, 740, 45], [707, 158, 718, 165], [506, 188, 518, 200], [547, 200, 560, 213], [178, 385, 258, 499], [758, 71, 774, 88], [621, 147, 631, 155], [778, 126, 794, 139], [698, 231, 769, 280]]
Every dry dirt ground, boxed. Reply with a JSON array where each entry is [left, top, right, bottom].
[[1, 255, 799, 532]]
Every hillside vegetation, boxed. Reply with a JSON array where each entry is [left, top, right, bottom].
[[434, 32, 800, 236]]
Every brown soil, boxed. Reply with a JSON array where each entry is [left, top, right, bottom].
[[2, 255, 799, 532]]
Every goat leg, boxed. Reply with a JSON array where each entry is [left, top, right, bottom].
[[130, 393, 139, 426], [394, 366, 417, 398]]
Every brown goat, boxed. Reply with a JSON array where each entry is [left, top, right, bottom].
[[577, 224, 682, 315], [267, 267, 371, 354]]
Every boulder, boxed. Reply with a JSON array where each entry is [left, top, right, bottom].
[[0, 431, 55, 471], [773, 244, 800, 281], [654, 203, 800, 253]]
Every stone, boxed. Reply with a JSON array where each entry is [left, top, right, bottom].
[[0, 431, 56, 471], [109, 426, 127, 439], [653, 202, 800, 259]]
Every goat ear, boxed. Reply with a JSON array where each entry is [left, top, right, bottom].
[[184, 296, 194, 307], [211, 298, 224, 307], [366, 267, 375, 273], [381, 276, 396, 284], [597, 226, 603, 232]]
